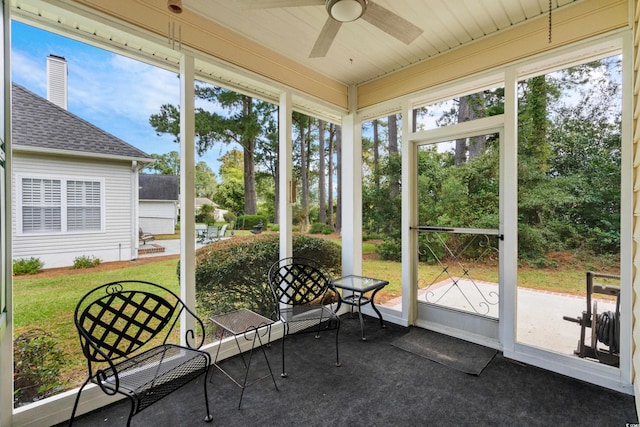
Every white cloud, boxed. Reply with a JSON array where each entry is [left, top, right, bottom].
[[65, 52, 179, 123], [11, 49, 46, 94], [11, 23, 226, 175]]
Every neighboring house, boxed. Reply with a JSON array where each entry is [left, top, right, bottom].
[[11, 56, 153, 268], [195, 197, 227, 222], [139, 174, 178, 234]]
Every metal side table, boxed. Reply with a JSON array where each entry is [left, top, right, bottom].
[[331, 275, 389, 340], [209, 308, 279, 407]]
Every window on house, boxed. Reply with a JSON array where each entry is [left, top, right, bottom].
[[67, 180, 101, 231], [20, 177, 102, 233]]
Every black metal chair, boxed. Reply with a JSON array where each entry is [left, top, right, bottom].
[[267, 257, 342, 377], [70, 280, 213, 426], [250, 221, 263, 235]]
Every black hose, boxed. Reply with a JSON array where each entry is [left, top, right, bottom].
[[596, 311, 619, 354]]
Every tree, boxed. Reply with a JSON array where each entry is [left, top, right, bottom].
[[254, 119, 279, 223], [387, 114, 400, 201], [143, 151, 217, 198], [149, 84, 277, 216], [145, 151, 180, 175], [335, 125, 342, 232], [195, 161, 217, 199], [318, 120, 327, 224], [454, 94, 486, 165], [213, 150, 244, 215], [293, 112, 312, 230], [327, 123, 336, 229]]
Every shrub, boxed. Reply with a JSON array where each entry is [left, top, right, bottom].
[[268, 224, 280, 232], [13, 329, 67, 407], [309, 222, 334, 235], [223, 211, 236, 226], [13, 257, 44, 275], [185, 234, 341, 319], [72, 255, 102, 269], [517, 224, 547, 259], [196, 204, 215, 225], [362, 232, 383, 241], [376, 237, 402, 261]]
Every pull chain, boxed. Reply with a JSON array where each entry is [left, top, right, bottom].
[[548, 0, 553, 44]]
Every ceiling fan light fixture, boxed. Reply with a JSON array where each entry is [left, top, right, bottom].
[[327, 0, 366, 23], [167, 0, 183, 14]]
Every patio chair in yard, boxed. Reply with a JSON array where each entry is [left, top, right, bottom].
[[250, 221, 263, 235], [205, 225, 219, 243], [139, 227, 155, 245], [70, 280, 213, 426], [207, 224, 228, 243], [268, 257, 342, 377]]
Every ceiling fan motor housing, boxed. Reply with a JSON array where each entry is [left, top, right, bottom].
[[326, 0, 367, 22]]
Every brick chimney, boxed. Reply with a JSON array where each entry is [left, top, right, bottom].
[[46, 54, 67, 110]]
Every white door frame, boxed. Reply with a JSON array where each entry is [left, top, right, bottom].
[[408, 115, 505, 349]]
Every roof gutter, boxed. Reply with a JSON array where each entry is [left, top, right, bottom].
[[12, 145, 154, 164]]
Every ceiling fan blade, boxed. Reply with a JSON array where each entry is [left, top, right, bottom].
[[238, 0, 324, 9], [361, 1, 423, 45], [309, 17, 342, 58]]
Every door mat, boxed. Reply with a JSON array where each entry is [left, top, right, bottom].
[[391, 327, 497, 375]]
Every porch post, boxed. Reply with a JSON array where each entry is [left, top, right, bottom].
[[341, 84, 362, 275], [401, 99, 416, 326], [0, 1, 11, 425], [501, 67, 518, 354], [179, 52, 196, 341], [279, 91, 293, 259]]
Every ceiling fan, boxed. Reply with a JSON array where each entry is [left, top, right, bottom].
[[238, 0, 423, 58]]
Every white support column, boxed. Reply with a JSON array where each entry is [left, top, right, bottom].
[[179, 53, 196, 343], [501, 67, 518, 353], [0, 2, 11, 425], [341, 85, 362, 275], [401, 99, 416, 327], [279, 91, 293, 259]]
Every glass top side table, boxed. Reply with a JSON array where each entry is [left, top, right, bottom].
[[331, 275, 389, 340], [209, 308, 278, 407]]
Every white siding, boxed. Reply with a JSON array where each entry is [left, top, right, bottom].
[[12, 153, 136, 268], [139, 200, 177, 234]]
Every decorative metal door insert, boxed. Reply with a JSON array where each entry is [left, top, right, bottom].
[[415, 226, 501, 317]]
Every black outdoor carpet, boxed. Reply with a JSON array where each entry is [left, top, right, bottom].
[[62, 316, 638, 427], [391, 326, 497, 375]]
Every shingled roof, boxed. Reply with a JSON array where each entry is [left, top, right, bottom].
[[139, 174, 179, 201], [11, 83, 152, 160]]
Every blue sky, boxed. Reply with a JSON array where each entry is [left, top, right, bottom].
[[11, 21, 225, 175]]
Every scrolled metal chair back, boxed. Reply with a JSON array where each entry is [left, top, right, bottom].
[[74, 280, 201, 363]]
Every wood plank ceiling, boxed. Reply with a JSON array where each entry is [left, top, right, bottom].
[[184, 0, 580, 85], [11, 0, 582, 118]]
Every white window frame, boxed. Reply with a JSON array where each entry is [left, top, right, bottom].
[[16, 173, 105, 235]]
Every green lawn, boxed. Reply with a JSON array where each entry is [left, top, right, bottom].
[[13, 258, 180, 383], [12, 241, 617, 393]]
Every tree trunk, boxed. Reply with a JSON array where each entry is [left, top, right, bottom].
[[273, 157, 280, 224], [467, 93, 486, 160], [335, 125, 342, 232], [304, 120, 312, 229], [300, 119, 309, 231], [454, 97, 470, 166], [318, 120, 326, 224], [455, 94, 486, 164], [388, 114, 400, 200], [373, 119, 380, 192], [328, 124, 334, 229], [242, 97, 258, 214]]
